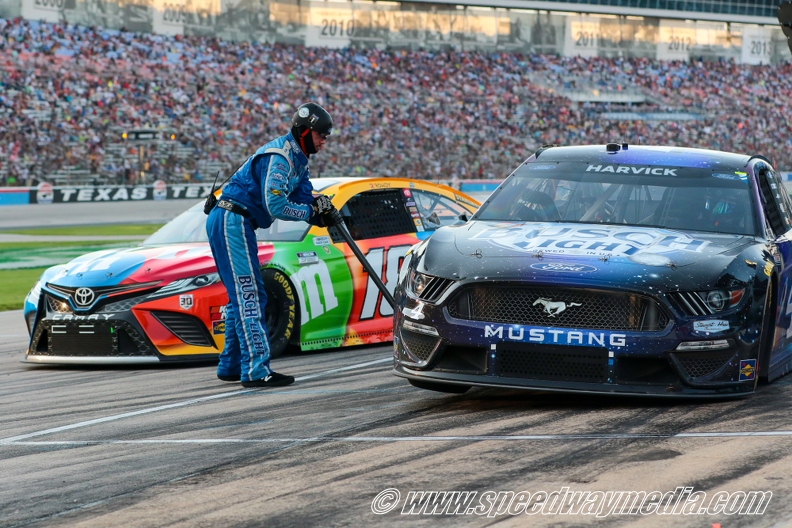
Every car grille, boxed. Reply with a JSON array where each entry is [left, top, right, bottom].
[[400, 328, 439, 362], [673, 350, 737, 380], [32, 319, 154, 357], [152, 311, 215, 347], [448, 285, 668, 331], [495, 343, 609, 383], [45, 283, 160, 314]]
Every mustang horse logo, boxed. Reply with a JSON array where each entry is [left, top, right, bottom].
[[533, 298, 582, 317]]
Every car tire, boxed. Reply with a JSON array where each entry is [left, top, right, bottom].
[[409, 379, 471, 394], [262, 268, 298, 359]]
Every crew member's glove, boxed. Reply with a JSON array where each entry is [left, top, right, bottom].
[[313, 195, 335, 215]]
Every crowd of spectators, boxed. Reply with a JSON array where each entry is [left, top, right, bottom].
[[0, 17, 791, 187]]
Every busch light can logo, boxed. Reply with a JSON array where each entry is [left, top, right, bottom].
[[531, 262, 598, 273]]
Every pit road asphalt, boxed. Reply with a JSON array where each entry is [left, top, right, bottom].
[[4, 199, 792, 527]]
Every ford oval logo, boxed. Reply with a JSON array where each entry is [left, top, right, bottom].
[[74, 287, 95, 306], [531, 263, 598, 273]]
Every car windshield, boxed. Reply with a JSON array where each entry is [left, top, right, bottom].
[[143, 201, 309, 245], [475, 162, 756, 236]]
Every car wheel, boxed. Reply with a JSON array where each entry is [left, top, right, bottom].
[[408, 379, 471, 394], [262, 269, 298, 359]]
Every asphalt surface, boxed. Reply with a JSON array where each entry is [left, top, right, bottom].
[[3, 308, 792, 527], [0, 200, 192, 230]]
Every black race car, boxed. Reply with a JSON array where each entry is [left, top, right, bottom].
[[393, 144, 792, 397]]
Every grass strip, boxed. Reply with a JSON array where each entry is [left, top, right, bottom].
[[0, 224, 164, 236], [0, 267, 48, 311]]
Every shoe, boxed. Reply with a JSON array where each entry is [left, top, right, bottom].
[[217, 373, 241, 382], [241, 372, 295, 388]]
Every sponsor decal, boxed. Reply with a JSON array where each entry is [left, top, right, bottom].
[[36, 182, 54, 204], [408, 207, 419, 214], [764, 262, 774, 276], [531, 262, 597, 273], [527, 164, 557, 170], [210, 305, 227, 321], [368, 182, 391, 189], [179, 294, 194, 310], [31, 184, 214, 203], [402, 302, 425, 321], [454, 194, 479, 207], [586, 165, 678, 175], [739, 359, 756, 381], [313, 236, 331, 246], [410, 182, 416, 188], [212, 320, 225, 335], [471, 225, 709, 257], [238, 275, 266, 353], [405, 201, 416, 206], [485, 325, 627, 347], [299, 107, 310, 118], [411, 212, 421, 218], [414, 219, 424, 231], [533, 298, 582, 317], [403, 189, 412, 197], [152, 179, 167, 201], [283, 205, 307, 219], [693, 320, 729, 333], [297, 251, 320, 265]]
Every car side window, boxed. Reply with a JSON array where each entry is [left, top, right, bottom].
[[410, 190, 471, 230], [328, 189, 416, 242], [757, 168, 792, 236]]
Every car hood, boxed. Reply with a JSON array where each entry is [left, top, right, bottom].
[[43, 243, 276, 288], [418, 221, 759, 290]]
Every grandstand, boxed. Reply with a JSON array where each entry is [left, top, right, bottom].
[[0, 0, 789, 187]]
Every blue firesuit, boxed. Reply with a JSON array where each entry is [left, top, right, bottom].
[[207, 132, 323, 382]]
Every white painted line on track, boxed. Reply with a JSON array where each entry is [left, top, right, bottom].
[[0, 357, 392, 445], [7, 430, 792, 446]]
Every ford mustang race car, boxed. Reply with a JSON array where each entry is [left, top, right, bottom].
[[393, 144, 792, 397], [23, 177, 479, 365]]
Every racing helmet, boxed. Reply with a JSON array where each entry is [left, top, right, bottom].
[[291, 102, 333, 155]]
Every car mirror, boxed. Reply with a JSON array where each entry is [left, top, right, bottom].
[[458, 213, 469, 222]]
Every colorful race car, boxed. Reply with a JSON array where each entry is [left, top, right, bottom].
[[23, 178, 480, 364], [393, 144, 792, 397]]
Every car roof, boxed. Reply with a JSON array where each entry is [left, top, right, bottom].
[[533, 144, 753, 170]]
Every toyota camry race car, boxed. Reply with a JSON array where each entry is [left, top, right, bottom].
[[23, 177, 480, 365], [393, 144, 792, 397]]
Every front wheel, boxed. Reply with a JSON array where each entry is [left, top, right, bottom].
[[409, 379, 471, 394], [262, 268, 298, 359]]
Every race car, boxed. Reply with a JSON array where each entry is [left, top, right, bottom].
[[393, 144, 792, 397], [23, 177, 480, 365]]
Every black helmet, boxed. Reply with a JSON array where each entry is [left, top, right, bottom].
[[291, 102, 333, 155]]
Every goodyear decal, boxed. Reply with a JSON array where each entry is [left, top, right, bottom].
[[739, 359, 756, 381], [213, 321, 225, 335]]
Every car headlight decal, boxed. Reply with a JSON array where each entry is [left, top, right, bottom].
[[697, 288, 745, 313], [407, 270, 455, 302], [151, 273, 221, 298]]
